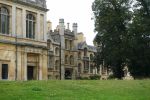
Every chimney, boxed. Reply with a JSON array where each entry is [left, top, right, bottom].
[[59, 19, 65, 35], [59, 19, 64, 27], [67, 23, 70, 30], [73, 23, 78, 34]]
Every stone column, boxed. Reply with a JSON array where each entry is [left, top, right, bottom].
[[88, 62, 90, 74], [37, 13, 40, 41], [12, 5, 16, 37], [39, 54, 43, 80], [22, 9, 26, 38], [24, 52, 27, 80], [43, 13, 47, 41], [100, 65, 102, 76]]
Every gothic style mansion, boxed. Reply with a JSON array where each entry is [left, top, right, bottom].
[[0, 0, 99, 80]]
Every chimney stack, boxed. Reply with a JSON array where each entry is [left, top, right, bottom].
[[73, 23, 78, 34]]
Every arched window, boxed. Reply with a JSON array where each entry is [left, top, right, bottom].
[[70, 40, 72, 50], [70, 55, 74, 65], [78, 63, 82, 73], [65, 55, 68, 64], [26, 14, 35, 39], [0, 7, 9, 34], [78, 52, 81, 59], [55, 60, 59, 70], [65, 39, 68, 49], [84, 48, 87, 56]]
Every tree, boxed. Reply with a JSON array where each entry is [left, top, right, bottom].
[[128, 0, 150, 78], [92, 0, 132, 78]]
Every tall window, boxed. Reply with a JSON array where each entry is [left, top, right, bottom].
[[84, 48, 87, 56], [65, 39, 68, 49], [26, 14, 35, 39], [55, 60, 59, 70], [70, 40, 72, 50], [55, 47, 59, 56], [70, 55, 74, 65], [65, 55, 68, 64], [78, 63, 82, 73], [0, 7, 9, 34]]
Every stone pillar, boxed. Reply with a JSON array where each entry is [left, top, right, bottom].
[[37, 13, 40, 41], [39, 54, 43, 80], [43, 13, 47, 41], [60, 35, 65, 80], [88, 62, 90, 74], [12, 5, 16, 37], [24, 53, 27, 80], [95, 67, 97, 74], [100, 65, 102, 76], [22, 9, 26, 38]]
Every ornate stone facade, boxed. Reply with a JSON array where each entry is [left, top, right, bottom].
[[0, 0, 98, 80], [0, 0, 48, 80], [47, 19, 98, 80]]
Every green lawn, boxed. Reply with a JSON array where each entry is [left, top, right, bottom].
[[0, 80, 150, 100]]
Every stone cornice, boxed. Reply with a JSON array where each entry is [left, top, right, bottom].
[[9, 0, 49, 12]]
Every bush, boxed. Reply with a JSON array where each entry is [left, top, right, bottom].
[[81, 77, 89, 80], [108, 75, 115, 80], [89, 75, 101, 80]]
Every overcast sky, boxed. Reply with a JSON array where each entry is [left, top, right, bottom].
[[46, 0, 96, 46]]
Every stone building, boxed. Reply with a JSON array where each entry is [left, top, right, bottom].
[[47, 19, 98, 80], [0, 0, 48, 80], [0, 0, 98, 80]]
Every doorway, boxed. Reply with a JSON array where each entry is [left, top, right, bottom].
[[65, 69, 72, 80], [27, 66, 34, 80], [2, 64, 8, 79]]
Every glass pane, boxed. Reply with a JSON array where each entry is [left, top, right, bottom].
[[1, 15, 5, 34], [29, 21, 32, 38], [33, 22, 35, 39], [26, 20, 28, 38]]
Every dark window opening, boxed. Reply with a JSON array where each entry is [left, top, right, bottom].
[[2, 64, 8, 79]]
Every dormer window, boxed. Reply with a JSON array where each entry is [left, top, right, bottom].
[[0, 7, 9, 34], [26, 14, 35, 39]]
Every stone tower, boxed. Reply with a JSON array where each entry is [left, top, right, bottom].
[[59, 19, 65, 80]]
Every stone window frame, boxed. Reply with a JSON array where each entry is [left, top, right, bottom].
[[0, 6, 9, 35], [26, 12, 36, 39]]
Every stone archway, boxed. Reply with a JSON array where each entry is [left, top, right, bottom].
[[65, 68, 72, 80]]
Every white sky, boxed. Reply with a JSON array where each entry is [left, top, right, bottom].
[[46, 0, 96, 46]]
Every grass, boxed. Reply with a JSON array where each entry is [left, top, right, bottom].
[[0, 80, 150, 100]]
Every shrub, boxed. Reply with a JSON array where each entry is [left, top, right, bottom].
[[89, 75, 101, 80]]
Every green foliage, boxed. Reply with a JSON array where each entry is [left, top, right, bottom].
[[92, 0, 132, 78], [92, 0, 150, 78], [89, 75, 101, 80]]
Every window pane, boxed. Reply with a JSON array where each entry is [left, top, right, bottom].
[[33, 22, 35, 39], [29, 21, 32, 38], [26, 20, 28, 38]]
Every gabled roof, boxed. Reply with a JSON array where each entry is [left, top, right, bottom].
[[78, 41, 97, 52]]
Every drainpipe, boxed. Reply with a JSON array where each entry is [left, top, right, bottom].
[[15, 34, 18, 80], [59, 35, 61, 80]]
